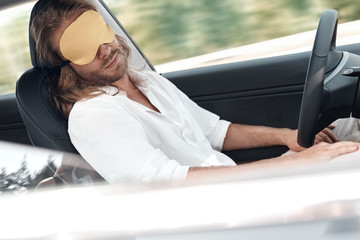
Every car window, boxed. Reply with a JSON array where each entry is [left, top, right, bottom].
[[103, 0, 360, 72], [1, 0, 360, 94], [0, 141, 62, 194], [0, 141, 108, 194], [0, 2, 35, 95]]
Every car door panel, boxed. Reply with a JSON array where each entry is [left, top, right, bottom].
[[163, 53, 309, 162], [164, 44, 360, 163], [0, 93, 31, 145]]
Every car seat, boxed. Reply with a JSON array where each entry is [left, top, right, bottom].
[[16, 0, 104, 183], [16, 0, 75, 153]]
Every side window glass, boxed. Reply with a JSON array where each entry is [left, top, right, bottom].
[[0, 2, 34, 95], [1, 0, 360, 94], [104, 0, 360, 72], [0, 143, 62, 194], [0, 142, 104, 194]]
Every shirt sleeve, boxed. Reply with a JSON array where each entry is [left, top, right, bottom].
[[68, 98, 189, 184], [152, 73, 231, 151]]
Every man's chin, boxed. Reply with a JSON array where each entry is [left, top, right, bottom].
[[100, 66, 128, 86], [79, 58, 128, 87]]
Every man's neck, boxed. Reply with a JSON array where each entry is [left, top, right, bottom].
[[112, 72, 137, 92]]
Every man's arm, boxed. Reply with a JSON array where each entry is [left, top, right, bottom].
[[188, 141, 360, 180], [222, 123, 294, 151], [222, 123, 339, 152]]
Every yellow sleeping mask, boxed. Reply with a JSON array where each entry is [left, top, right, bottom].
[[59, 10, 115, 65]]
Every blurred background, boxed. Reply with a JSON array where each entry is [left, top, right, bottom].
[[105, 0, 360, 64], [1, 0, 360, 93]]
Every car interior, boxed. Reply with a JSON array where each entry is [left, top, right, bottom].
[[2, 0, 360, 184], [2, 1, 360, 239]]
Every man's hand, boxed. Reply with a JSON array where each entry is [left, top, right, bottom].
[[285, 141, 359, 163], [283, 126, 339, 152], [314, 125, 339, 144], [188, 141, 360, 181]]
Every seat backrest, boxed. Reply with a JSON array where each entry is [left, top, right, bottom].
[[16, 0, 105, 183], [16, 68, 77, 153], [16, 0, 77, 153]]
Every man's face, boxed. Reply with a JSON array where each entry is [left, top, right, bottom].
[[68, 37, 128, 86], [52, 9, 128, 86]]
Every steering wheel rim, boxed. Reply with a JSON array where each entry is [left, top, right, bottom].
[[297, 9, 339, 148]]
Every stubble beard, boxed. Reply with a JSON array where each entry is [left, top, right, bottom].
[[77, 48, 128, 87]]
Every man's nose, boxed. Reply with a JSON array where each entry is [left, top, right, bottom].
[[98, 43, 111, 59]]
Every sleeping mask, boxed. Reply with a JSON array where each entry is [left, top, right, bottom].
[[59, 10, 115, 65]]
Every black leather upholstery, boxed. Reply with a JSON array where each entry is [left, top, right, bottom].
[[16, 0, 105, 183], [16, 68, 78, 153], [16, 0, 77, 153], [29, 0, 53, 68]]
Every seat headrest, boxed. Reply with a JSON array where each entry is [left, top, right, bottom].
[[29, 0, 54, 68]]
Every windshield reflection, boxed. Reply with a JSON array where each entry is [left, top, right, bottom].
[[0, 141, 105, 194]]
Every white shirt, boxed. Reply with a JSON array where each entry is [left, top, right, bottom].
[[68, 69, 235, 183]]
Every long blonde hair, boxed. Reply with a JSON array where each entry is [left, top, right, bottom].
[[31, 0, 130, 117]]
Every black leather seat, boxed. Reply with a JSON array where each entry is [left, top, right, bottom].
[[16, 67, 78, 152], [16, 0, 104, 183], [16, 0, 76, 153]]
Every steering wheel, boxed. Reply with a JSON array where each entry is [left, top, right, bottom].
[[297, 9, 340, 148]]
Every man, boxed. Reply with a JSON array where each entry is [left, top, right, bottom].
[[31, 0, 360, 183]]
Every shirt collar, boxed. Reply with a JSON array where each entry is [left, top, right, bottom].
[[128, 69, 151, 89]]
